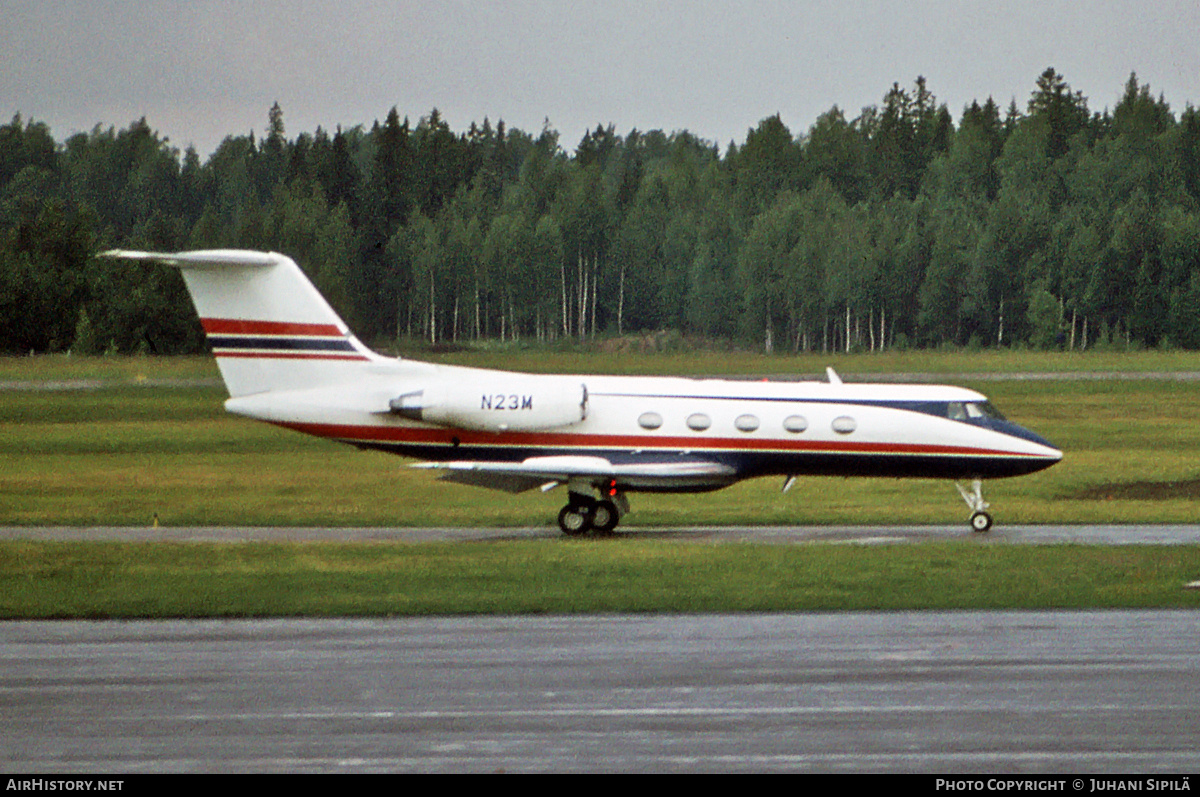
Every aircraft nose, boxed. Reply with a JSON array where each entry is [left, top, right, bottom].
[[1021, 426, 1062, 467], [990, 419, 1062, 462], [1027, 431, 1062, 461], [1008, 427, 1062, 476]]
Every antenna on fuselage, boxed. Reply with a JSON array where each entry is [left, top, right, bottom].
[[826, 367, 842, 385]]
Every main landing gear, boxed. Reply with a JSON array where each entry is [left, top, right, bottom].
[[956, 479, 993, 533], [557, 489, 626, 536]]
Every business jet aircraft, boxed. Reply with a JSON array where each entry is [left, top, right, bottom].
[[100, 249, 1062, 535]]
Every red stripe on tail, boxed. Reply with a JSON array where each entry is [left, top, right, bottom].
[[201, 318, 344, 336]]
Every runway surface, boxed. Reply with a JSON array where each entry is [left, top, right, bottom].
[[4, 523, 1200, 544], [3, 525, 1199, 773], [3, 611, 1200, 773]]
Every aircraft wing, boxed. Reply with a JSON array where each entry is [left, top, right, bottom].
[[413, 455, 738, 494]]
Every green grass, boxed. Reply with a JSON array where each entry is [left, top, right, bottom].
[[3, 355, 1200, 527], [5, 351, 1200, 618], [5, 347, 1200, 382], [0, 354, 218, 383], [419, 346, 1200, 376], [2, 541, 1199, 618]]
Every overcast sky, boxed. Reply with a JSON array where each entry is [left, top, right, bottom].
[[4, 0, 1198, 159]]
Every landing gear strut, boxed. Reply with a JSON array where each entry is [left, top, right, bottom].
[[956, 479, 993, 533]]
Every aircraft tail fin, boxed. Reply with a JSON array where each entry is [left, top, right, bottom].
[[99, 249, 380, 397]]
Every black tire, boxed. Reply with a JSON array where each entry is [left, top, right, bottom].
[[970, 511, 993, 533], [591, 499, 620, 535], [558, 505, 592, 536]]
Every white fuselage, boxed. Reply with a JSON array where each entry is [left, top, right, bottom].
[[225, 358, 1063, 490]]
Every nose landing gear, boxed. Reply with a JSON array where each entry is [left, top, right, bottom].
[[956, 479, 993, 533]]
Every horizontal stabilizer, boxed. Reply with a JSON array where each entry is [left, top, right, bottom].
[[99, 249, 280, 268]]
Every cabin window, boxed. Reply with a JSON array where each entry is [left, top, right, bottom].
[[783, 415, 808, 433], [638, 411, 663, 430], [947, 402, 967, 421], [734, 414, 760, 432], [686, 413, 712, 431], [832, 416, 857, 434]]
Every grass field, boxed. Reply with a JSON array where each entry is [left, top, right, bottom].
[[3, 351, 1200, 617], [3, 541, 1199, 618], [3, 351, 1200, 527]]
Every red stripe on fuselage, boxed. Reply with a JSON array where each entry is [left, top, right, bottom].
[[212, 351, 371, 361], [201, 318, 344, 337], [271, 421, 1043, 459]]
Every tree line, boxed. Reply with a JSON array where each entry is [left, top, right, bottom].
[[3, 67, 1200, 356]]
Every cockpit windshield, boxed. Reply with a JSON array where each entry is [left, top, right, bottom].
[[908, 401, 1007, 423], [947, 401, 1007, 421], [969, 401, 1006, 421]]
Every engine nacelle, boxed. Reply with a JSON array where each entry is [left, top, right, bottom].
[[389, 376, 588, 432]]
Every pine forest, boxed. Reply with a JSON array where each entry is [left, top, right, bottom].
[[3, 69, 1200, 356]]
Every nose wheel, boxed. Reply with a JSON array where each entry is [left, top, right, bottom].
[[956, 479, 993, 533], [970, 511, 993, 532]]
